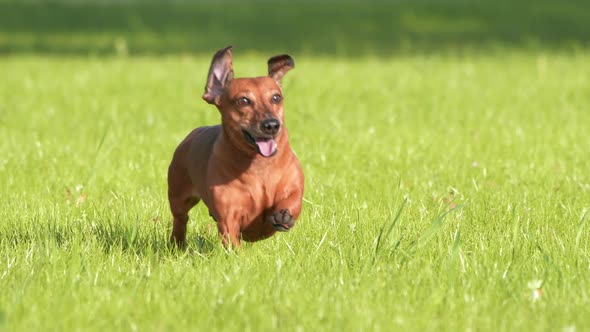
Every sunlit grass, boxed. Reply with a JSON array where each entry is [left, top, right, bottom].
[[0, 51, 589, 331]]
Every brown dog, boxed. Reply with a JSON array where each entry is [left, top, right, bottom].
[[167, 46, 304, 247]]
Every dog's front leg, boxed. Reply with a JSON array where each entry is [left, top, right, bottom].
[[215, 212, 243, 248], [268, 188, 303, 230]]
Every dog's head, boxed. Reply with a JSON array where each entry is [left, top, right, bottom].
[[202, 46, 294, 158]]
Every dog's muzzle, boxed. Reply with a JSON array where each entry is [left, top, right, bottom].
[[242, 129, 278, 157]]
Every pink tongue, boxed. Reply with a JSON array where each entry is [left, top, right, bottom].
[[255, 138, 277, 157]]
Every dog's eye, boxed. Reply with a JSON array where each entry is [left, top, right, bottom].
[[271, 94, 282, 104], [236, 97, 251, 107]]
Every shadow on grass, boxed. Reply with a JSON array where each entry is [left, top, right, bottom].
[[88, 218, 219, 256], [1, 0, 589, 56], [1, 215, 218, 258]]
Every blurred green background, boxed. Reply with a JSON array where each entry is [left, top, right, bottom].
[[1, 0, 589, 57]]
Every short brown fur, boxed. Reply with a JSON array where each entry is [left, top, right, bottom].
[[168, 46, 304, 247]]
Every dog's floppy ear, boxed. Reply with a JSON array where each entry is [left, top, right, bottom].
[[203, 46, 234, 105], [268, 54, 294, 83]]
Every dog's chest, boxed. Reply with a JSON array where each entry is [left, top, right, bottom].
[[209, 175, 277, 215], [242, 178, 277, 213]]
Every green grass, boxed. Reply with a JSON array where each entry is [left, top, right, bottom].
[[1, 0, 590, 330], [1, 0, 590, 56], [1, 50, 589, 331]]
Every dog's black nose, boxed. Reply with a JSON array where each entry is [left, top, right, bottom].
[[261, 118, 281, 135]]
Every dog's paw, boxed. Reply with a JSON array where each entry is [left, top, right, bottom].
[[268, 209, 295, 231], [272, 209, 293, 224]]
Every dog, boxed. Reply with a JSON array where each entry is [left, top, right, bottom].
[[167, 46, 304, 247]]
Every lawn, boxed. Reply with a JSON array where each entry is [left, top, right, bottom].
[[1, 1, 589, 331]]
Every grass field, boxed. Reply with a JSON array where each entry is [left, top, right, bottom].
[[1, 1, 590, 331]]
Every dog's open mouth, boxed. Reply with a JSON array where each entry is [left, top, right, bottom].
[[242, 130, 277, 157]]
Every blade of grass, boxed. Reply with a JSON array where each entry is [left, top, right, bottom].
[[529, 231, 564, 286], [84, 124, 110, 186], [374, 197, 407, 262], [574, 208, 588, 252], [411, 203, 465, 252]]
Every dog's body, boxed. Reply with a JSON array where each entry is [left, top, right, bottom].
[[168, 46, 304, 247]]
